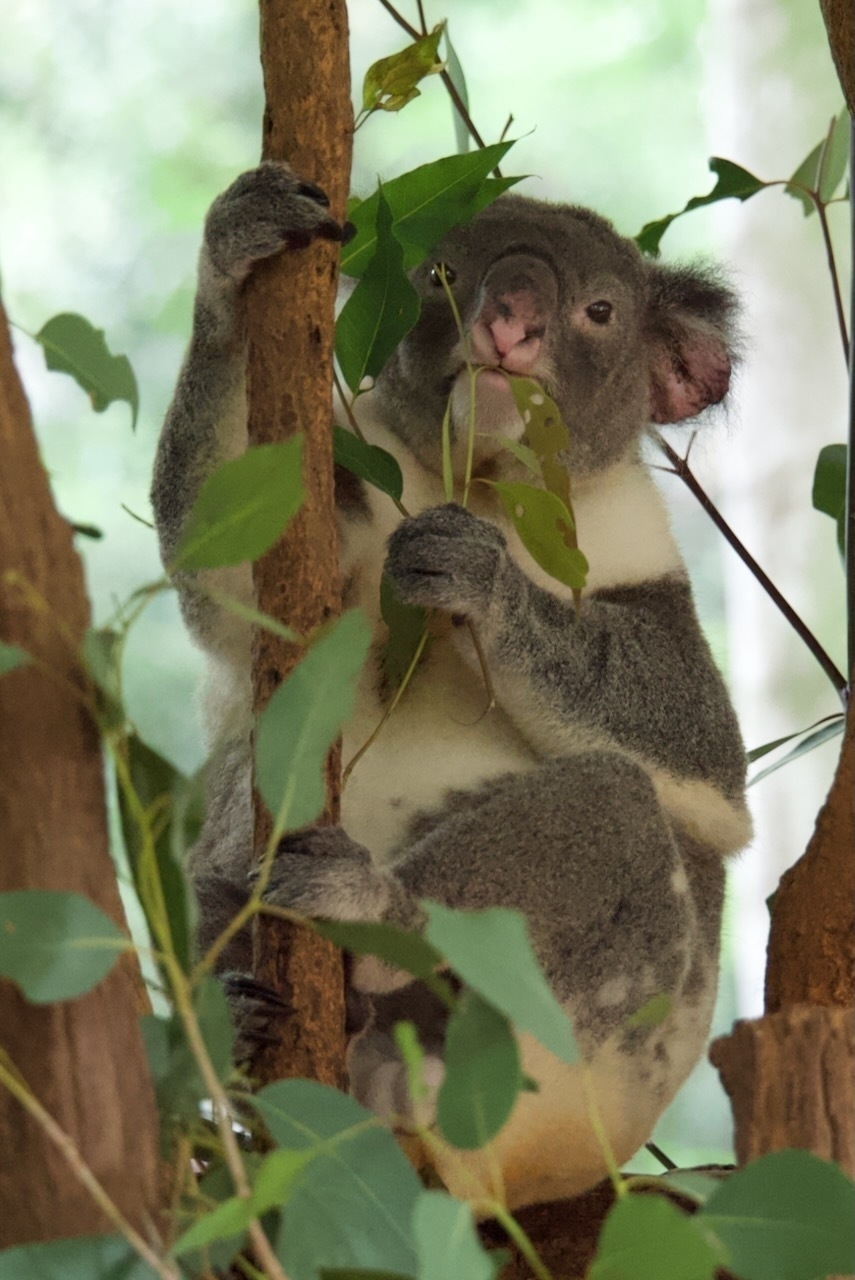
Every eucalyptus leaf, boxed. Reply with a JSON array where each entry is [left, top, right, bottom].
[[316, 919, 443, 981], [747, 712, 845, 763], [489, 480, 588, 589], [35, 312, 139, 429], [0, 641, 30, 676], [635, 157, 767, 256], [748, 717, 845, 786], [334, 424, 404, 502], [379, 572, 429, 689], [254, 1080, 422, 1280], [437, 990, 521, 1149], [172, 437, 304, 570], [425, 904, 578, 1064], [0, 1235, 161, 1279], [589, 1193, 723, 1280], [812, 442, 847, 555], [172, 1195, 253, 1256], [81, 626, 124, 729], [413, 1191, 498, 1280], [698, 1150, 855, 1280], [0, 890, 127, 1003], [336, 189, 421, 393], [443, 25, 471, 155], [817, 109, 850, 202], [255, 609, 371, 833], [140, 976, 233, 1123], [362, 25, 444, 114], [342, 144, 518, 277], [625, 993, 673, 1029]]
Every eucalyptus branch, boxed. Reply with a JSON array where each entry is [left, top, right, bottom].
[[815, 197, 850, 365], [654, 433, 848, 702], [0, 1052, 178, 1279]]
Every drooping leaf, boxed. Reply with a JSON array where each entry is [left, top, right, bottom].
[[0, 1235, 160, 1279], [379, 573, 429, 690], [443, 25, 471, 155], [334, 425, 404, 502], [316, 919, 443, 981], [336, 189, 421, 393], [255, 610, 371, 833], [35, 312, 139, 429], [748, 716, 845, 786], [171, 437, 304, 570], [117, 733, 195, 970], [254, 1080, 423, 1280], [342, 145, 518, 278], [635, 158, 767, 256], [489, 480, 588, 589], [413, 1191, 498, 1280], [81, 626, 125, 730], [362, 25, 444, 115], [425, 904, 578, 1064], [0, 642, 30, 676], [811, 442, 847, 555], [698, 1150, 855, 1280], [437, 990, 521, 1149], [589, 1193, 723, 1280], [202, 587, 302, 645], [0, 890, 127, 1003]]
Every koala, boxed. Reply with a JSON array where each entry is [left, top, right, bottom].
[[151, 161, 751, 1210]]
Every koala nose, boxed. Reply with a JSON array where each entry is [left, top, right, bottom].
[[472, 253, 558, 375]]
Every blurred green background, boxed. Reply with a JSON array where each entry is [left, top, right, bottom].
[[0, 0, 849, 1169]]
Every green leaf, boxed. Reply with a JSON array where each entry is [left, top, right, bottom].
[[141, 976, 233, 1123], [747, 713, 845, 763], [394, 1021, 430, 1105], [255, 610, 371, 833], [425, 904, 578, 1064], [489, 480, 588, 590], [334, 425, 404, 502], [437, 990, 521, 1149], [117, 734, 195, 971], [342, 144, 518, 278], [316, 919, 443, 981], [336, 189, 421, 393], [172, 437, 304, 570], [35, 312, 139, 430], [748, 717, 845, 786], [589, 1193, 723, 1280], [698, 1150, 855, 1280], [443, 25, 471, 155], [173, 1195, 253, 1256], [0, 890, 126, 1003], [0, 1235, 160, 1279], [786, 111, 850, 214], [254, 1080, 423, 1280], [379, 573, 429, 690], [0, 642, 30, 676], [508, 377, 569, 458], [252, 1147, 313, 1213], [413, 1191, 497, 1280], [625, 993, 673, 1030], [203, 587, 302, 645], [812, 442, 847, 555], [484, 434, 541, 477], [81, 626, 125, 730], [173, 1152, 310, 1257], [362, 25, 444, 115], [635, 157, 767, 256], [660, 1171, 723, 1204], [70, 521, 104, 539]]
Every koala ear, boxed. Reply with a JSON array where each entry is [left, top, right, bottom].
[[644, 263, 739, 425]]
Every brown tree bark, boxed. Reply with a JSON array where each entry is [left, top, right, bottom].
[[0, 302, 161, 1244], [246, 0, 353, 1087], [819, 0, 855, 114]]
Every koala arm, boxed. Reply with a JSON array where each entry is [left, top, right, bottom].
[[385, 504, 746, 802]]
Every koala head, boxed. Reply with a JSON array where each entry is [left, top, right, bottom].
[[373, 194, 738, 477]]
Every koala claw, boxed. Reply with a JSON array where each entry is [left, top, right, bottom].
[[221, 972, 293, 1061], [385, 503, 509, 617]]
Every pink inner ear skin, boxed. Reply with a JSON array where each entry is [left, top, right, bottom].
[[650, 342, 732, 425]]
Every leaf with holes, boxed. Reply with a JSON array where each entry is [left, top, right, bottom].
[[362, 24, 444, 115], [35, 312, 139, 429], [489, 480, 588, 590]]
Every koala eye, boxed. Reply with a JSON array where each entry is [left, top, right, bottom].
[[429, 262, 457, 287], [586, 300, 613, 324]]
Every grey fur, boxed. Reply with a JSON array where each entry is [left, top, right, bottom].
[[152, 162, 750, 1208]]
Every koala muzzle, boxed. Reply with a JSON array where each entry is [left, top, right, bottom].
[[470, 252, 558, 376]]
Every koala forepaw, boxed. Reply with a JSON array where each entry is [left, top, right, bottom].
[[205, 161, 347, 282], [385, 503, 509, 617], [262, 826, 388, 923], [221, 972, 293, 1064]]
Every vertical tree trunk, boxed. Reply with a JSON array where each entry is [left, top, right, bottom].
[[246, 0, 353, 1087], [0, 303, 161, 1244]]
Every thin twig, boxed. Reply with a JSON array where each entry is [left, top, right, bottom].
[[847, 117, 855, 681], [655, 433, 848, 702], [0, 1052, 178, 1279], [816, 198, 850, 365]]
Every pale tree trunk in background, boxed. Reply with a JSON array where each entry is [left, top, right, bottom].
[[702, 0, 850, 1017], [0, 302, 161, 1244]]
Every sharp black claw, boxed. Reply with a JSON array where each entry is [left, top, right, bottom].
[[297, 180, 330, 206], [222, 973, 293, 1011]]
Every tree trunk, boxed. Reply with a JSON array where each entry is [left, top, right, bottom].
[[246, 0, 353, 1088], [819, 0, 855, 113], [0, 302, 161, 1244]]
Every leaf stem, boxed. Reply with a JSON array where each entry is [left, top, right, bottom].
[[0, 1050, 178, 1279], [333, 368, 410, 519], [815, 197, 850, 366], [654, 433, 848, 702], [342, 627, 430, 785], [486, 1203, 554, 1280]]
